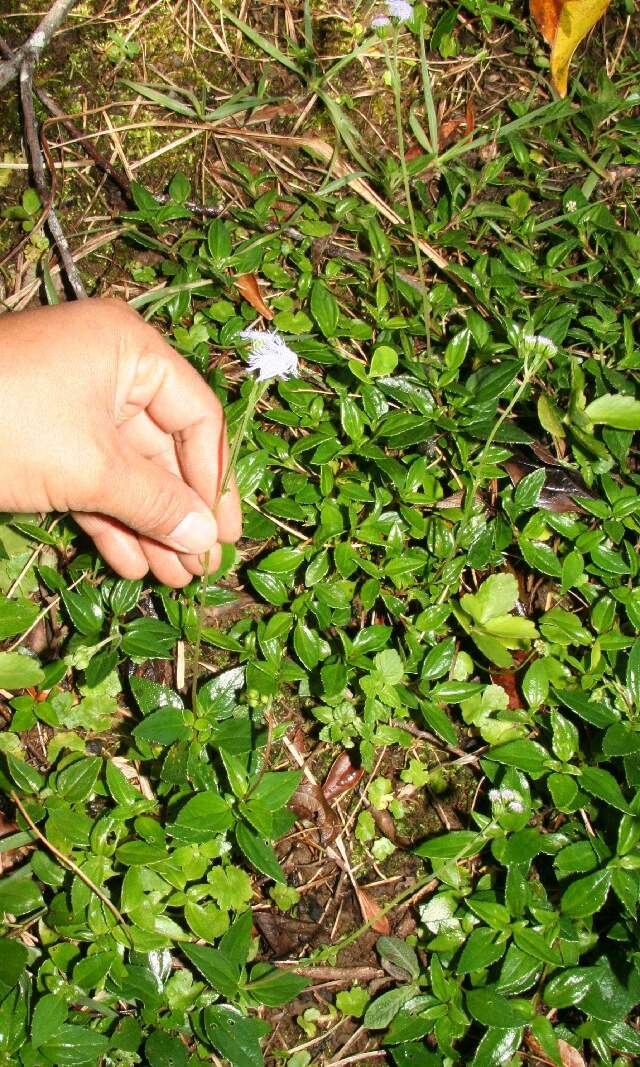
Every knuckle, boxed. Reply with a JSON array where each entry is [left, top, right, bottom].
[[136, 479, 185, 536]]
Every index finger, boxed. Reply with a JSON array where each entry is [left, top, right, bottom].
[[138, 325, 242, 543]]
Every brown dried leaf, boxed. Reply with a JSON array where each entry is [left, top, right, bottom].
[[530, 0, 563, 44], [234, 273, 274, 320], [489, 669, 521, 710], [557, 1040, 587, 1067], [289, 779, 339, 844], [254, 912, 318, 956], [526, 1031, 586, 1067], [354, 886, 390, 935], [323, 752, 365, 803], [465, 97, 475, 136], [505, 455, 593, 513], [438, 118, 464, 150]]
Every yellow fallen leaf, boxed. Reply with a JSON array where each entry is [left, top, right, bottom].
[[550, 0, 612, 96]]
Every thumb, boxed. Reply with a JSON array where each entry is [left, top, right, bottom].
[[98, 445, 218, 553]]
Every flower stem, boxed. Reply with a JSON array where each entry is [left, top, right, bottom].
[[385, 31, 432, 357], [190, 376, 265, 711]]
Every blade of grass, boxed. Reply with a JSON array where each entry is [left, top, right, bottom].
[[121, 79, 199, 118], [418, 24, 439, 157], [212, 1, 303, 75]]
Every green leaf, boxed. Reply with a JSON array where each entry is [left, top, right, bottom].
[[370, 345, 398, 377], [456, 927, 506, 973], [0, 651, 44, 689], [220, 910, 254, 969], [30, 994, 67, 1048], [244, 963, 309, 1006], [0, 596, 39, 639], [603, 723, 640, 757], [377, 936, 421, 980], [169, 791, 234, 842], [41, 1025, 109, 1065], [132, 708, 189, 745], [415, 831, 482, 860], [585, 393, 640, 429], [364, 986, 418, 1030], [257, 548, 304, 574], [293, 620, 321, 670], [145, 1031, 189, 1067], [0, 939, 28, 993], [555, 688, 617, 728], [514, 467, 546, 510], [460, 573, 518, 625], [310, 280, 339, 337], [247, 569, 289, 606], [121, 618, 178, 658], [472, 1027, 523, 1067], [579, 765, 630, 812], [560, 868, 611, 917], [486, 739, 549, 777], [421, 638, 456, 681], [522, 659, 548, 710], [56, 757, 101, 802], [512, 925, 562, 965], [519, 538, 562, 578], [466, 986, 534, 1027], [183, 944, 240, 998], [204, 1005, 270, 1067], [626, 638, 640, 709], [61, 587, 104, 637], [236, 821, 286, 882], [249, 771, 301, 811]]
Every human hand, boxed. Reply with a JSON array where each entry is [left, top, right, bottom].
[[0, 298, 241, 586]]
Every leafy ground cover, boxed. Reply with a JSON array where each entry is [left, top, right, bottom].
[[1, 1, 640, 1065]]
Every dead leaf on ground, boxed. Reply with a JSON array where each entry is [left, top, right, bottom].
[[489, 669, 522, 710], [354, 885, 390, 935], [465, 97, 475, 136], [234, 273, 274, 319], [254, 911, 319, 956], [531, 0, 563, 43], [322, 751, 365, 803], [526, 1031, 586, 1066], [289, 778, 339, 843], [505, 452, 594, 512], [530, 0, 612, 96]]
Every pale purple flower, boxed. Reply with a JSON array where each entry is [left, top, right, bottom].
[[372, 0, 413, 25], [489, 787, 524, 813], [239, 328, 299, 382], [521, 334, 558, 357], [387, 0, 413, 19]]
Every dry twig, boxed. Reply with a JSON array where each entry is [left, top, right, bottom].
[[18, 56, 87, 299], [0, 0, 80, 90]]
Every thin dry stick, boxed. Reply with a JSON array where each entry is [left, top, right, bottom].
[[0, 0, 80, 90], [11, 791, 132, 944], [330, 1052, 386, 1066], [19, 57, 87, 299]]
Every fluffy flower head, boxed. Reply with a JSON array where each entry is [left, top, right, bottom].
[[239, 328, 299, 382], [387, 0, 414, 19], [520, 333, 558, 357], [372, 0, 413, 24], [489, 787, 524, 813]]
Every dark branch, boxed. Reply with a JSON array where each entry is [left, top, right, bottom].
[[19, 58, 87, 299], [0, 0, 80, 90]]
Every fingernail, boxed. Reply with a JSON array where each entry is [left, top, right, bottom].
[[168, 512, 217, 552]]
